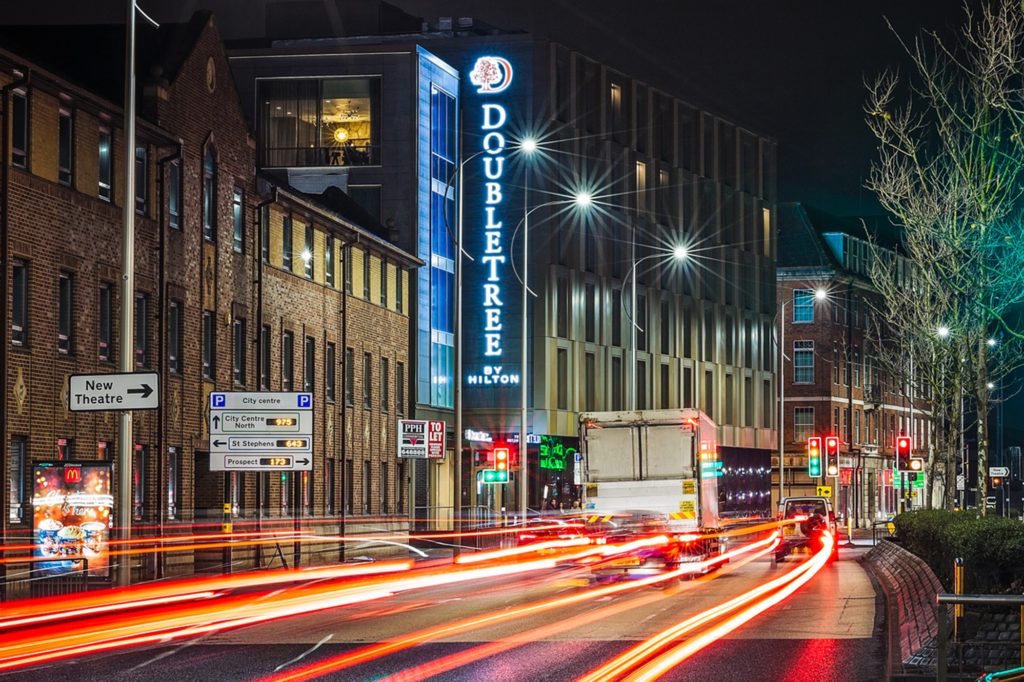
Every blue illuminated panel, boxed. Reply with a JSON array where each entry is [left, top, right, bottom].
[[417, 48, 459, 409]]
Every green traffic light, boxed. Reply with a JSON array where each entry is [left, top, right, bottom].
[[482, 469, 508, 483]]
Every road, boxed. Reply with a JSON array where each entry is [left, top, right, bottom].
[[3, 542, 884, 681]]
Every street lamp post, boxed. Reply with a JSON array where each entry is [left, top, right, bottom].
[[508, 180, 592, 520], [622, 245, 689, 412]]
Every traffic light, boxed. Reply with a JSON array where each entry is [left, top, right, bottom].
[[824, 436, 840, 477], [896, 435, 912, 471], [807, 437, 822, 478], [483, 447, 509, 484], [992, 476, 1003, 488], [908, 457, 924, 473]]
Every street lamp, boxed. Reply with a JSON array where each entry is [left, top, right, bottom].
[[777, 286, 828, 502], [508, 164, 595, 520], [623, 246, 690, 411]]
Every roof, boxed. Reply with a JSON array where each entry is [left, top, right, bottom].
[[777, 202, 905, 272], [0, 11, 211, 105], [259, 172, 421, 268]]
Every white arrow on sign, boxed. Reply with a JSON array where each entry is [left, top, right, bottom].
[[69, 372, 159, 412]]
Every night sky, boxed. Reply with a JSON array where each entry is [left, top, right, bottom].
[[3, 0, 975, 215]]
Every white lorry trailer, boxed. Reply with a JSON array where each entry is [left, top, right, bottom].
[[579, 409, 723, 572]]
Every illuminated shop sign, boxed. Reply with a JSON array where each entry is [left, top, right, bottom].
[[466, 55, 519, 388]]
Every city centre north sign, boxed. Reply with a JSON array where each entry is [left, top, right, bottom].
[[465, 55, 520, 390]]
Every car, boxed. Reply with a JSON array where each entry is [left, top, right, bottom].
[[775, 496, 839, 563], [513, 517, 586, 546]]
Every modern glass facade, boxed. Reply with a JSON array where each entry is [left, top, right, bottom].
[[416, 47, 459, 410]]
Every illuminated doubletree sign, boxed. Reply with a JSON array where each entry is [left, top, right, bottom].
[[466, 55, 519, 388]]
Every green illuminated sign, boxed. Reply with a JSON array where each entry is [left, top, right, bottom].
[[539, 435, 577, 471]]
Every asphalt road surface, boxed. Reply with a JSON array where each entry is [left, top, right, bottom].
[[5, 546, 884, 681]]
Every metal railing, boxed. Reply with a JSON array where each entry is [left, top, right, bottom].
[[261, 141, 379, 168], [1, 557, 91, 602], [937, 593, 1024, 681], [872, 519, 895, 545]]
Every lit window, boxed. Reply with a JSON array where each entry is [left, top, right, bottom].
[[793, 289, 815, 323]]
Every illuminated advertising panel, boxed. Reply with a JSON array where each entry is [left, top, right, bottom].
[[33, 462, 113, 578], [463, 49, 529, 411]]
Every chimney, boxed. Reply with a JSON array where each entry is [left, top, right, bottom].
[[438, 16, 453, 31]]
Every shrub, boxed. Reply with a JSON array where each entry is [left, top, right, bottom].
[[894, 510, 1024, 593]]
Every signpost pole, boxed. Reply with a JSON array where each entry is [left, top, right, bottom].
[[116, 0, 138, 589]]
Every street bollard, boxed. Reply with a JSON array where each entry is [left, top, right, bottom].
[[954, 557, 964, 641], [844, 516, 856, 548]]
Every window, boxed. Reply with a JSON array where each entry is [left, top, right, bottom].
[[8, 437, 25, 522], [58, 108, 73, 185], [234, 318, 247, 385], [793, 289, 815, 323], [556, 277, 569, 337], [396, 361, 405, 415], [557, 349, 568, 409], [166, 447, 180, 520], [790, 405, 815, 444], [396, 267, 403, 313], [344, 459, 353, 514], [304, 336, 314, 392], [683, 367, 693, 407], [363, 250, 371, 299], [637, 360, 648, 410], [763, 379, 772, 429], [854, 410, 861, 444], [584, 283, 596, 343], [135, 146, 147, 213], [168, 159, 181, 229], [260, 325, 271, 390], [704, 370, 714, 419], [203, 146, 216, 241], [833, 345, 840, 384], [135, 293, 148, 367], [380, 462, 388, 514], [132, 445, 146, 521], [660, 299, 670, 354], [98, 126, 112, 200], [58, 272, 73, 354], [585, 353, 596, 411], [168, 300, 182, 373], [12, 260, 26, 345], [381, 260, 388, 307], [635, 161, 647, 216], [380, 357, 389, 412], [363, 352, 372, 408], [325, 342, 336, 402], [98, 283, 113, 361], [282, 331, 294, 391], [612, 356, 623, 411], [325, 459, 335, 514], [344, 245, 353, 294], [202, 312, 215, 380], [397, 461, 406, 514], [283, 215, 293, 270], [304, 224, 313, 278], [257, 77, 381, 168], [325, 235, 335, 287], [793, 340, 814, 384], [281, 472, 290, 517], [636, 293, 647, 351], [345, 347, 354, 405], [233, 188, 245, 253], [363, 460, 371, 514], [609, 83, 623, 136], [11, 90, 27, 168]]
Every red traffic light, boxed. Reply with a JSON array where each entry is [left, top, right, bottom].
[[494, 447, 509, 472], [896, 436, 912, 456]]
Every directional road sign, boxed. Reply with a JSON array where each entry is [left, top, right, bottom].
[[209, 392, 313, 471], [989, 466, 1010, 477], [68, 372, 159, 412]]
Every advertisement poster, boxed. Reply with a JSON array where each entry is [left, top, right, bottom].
[[33, 462, 113, 578]]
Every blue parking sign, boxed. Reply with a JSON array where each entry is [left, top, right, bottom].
[[211, 393, 226, 408], [298, 394, 312, 409]]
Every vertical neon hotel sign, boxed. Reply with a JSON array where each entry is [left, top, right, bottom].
[[466, 56, 519, 387]]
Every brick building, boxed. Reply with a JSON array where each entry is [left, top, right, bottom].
[[0, 12, 418, 587], [776, 203, 932, 526]]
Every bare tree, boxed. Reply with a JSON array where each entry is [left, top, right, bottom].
[[865, 2, 1024, 513]]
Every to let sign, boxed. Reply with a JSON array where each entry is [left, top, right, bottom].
[[427, 420, 446, 459], [68, 372, 159, 411]]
